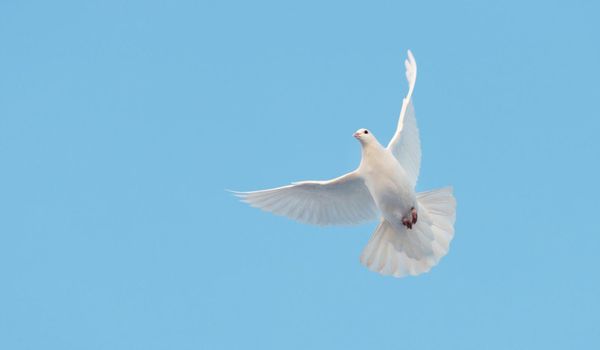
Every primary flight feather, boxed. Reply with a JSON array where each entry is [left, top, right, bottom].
[[233, 50, 456, 278]]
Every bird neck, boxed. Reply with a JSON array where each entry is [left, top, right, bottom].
[[360, 140, 384, 159]]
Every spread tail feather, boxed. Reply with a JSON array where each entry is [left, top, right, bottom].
[[360, 187, 456, 277]]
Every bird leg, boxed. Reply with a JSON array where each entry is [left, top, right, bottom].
[[402, 207, 418, 229]]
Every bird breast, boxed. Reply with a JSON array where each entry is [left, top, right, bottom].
[[360, 149, 416, 218]]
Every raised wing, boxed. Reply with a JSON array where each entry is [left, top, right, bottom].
[[233, 171, 378, 226], [387, 50, 421, 187]]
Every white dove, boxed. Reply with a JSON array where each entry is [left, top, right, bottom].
[[234, 50, 456, 277]]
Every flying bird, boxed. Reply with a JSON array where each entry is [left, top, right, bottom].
[[233, 51, 456, 277]]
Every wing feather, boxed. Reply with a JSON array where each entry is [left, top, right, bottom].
[[387, 50, 421, 187], [233, 171, 379, 226]]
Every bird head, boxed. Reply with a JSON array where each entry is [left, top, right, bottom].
[[353, 128, 374, 145]]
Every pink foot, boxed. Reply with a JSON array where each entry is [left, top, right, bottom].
[[402, 207, 417, 230]]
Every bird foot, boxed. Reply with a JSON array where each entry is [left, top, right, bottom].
[[402, 207, 418, 229]]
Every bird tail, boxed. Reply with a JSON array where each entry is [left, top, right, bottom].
[[359, 187, 456, 277]]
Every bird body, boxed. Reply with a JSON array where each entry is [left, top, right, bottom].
[[234, 50, 456, 277], [358, 139, 416, 228]]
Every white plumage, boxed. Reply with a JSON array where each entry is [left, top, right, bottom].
[[235, 172, 378, 226], [234, 50, 456, 278]]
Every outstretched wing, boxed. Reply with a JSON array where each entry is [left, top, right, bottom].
[[233, 171, 378, 226], [387, 50, 421, 187]]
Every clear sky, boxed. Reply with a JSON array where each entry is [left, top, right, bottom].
[[1, 0, 599, 349]]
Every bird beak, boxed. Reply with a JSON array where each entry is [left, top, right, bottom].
[[353, 132, 360, 139]]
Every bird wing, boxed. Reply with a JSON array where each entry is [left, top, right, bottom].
[[233, 171, 378, 226], [387, 50, 421, 187]]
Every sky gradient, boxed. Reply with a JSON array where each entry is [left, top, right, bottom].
[[1, 0, 599, 349]]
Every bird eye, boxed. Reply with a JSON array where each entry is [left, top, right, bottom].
[[364, 130, 369, 134]]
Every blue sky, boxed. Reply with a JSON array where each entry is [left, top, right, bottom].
[[1, 0, 599, 349]]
